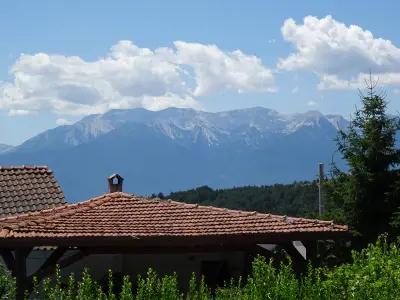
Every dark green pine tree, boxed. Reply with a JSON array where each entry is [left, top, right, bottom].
[[329, 77, 400, 243]]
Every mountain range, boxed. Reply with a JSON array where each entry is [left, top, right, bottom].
[[0, 107, 348, 202]]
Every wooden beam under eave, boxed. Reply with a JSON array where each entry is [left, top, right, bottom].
[[15, 248, 31, 300], [28, 247, 67, 278], [280, 242, 307, 275], [0, 231, 351, 248], [77, 244, 259, 255], [35, 247, 67, 273], [25, 249, 87, 293]]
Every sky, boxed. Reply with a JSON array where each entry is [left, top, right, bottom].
[[1, 0, 400, 145]]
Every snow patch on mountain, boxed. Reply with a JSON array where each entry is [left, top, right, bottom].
[[11, 107, 349, 153], [0, 144, 13, 154]]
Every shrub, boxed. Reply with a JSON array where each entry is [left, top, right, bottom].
[[0, 265, 14, 299], [119, 276, 133, 300]]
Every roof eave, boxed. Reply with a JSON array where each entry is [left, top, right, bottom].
[[0, 231, 350, 249]]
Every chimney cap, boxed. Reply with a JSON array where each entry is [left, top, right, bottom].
[[108, 173, 124, 181], [108, 173, 124, 193]]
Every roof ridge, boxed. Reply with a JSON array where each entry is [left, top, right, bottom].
[[163, 198, 286, 218], [1, 192, 136, 220], [0, 165, 49, 170], [162, 198, 346, 227], [286, 216, 336, 225], [108, 191, 136, 198]]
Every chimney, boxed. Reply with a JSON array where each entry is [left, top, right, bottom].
[[108, 174, 124, 193]]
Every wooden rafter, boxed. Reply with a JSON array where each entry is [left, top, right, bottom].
[[280, 242, 307, 274], [26, 249, 87, 292], [28, 247, 67, 278]]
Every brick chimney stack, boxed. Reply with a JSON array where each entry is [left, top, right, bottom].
[[108, 174, 124, 193]]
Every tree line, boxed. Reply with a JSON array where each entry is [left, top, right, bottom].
[[167, 182, 320, 218]]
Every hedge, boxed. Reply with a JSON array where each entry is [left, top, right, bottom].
[[0, 236, 399, 299]]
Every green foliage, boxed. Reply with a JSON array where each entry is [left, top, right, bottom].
[[135, 269, 182, 300], [66, 274, 76, 300], [168, 181, 320, 218], [107, 270, 117, 300], [214, 278, 242, 300], [2, 237, 400, 299], [327, 81, 400, 243], [187, 274, 211, 300], [76, 269, 105, 300], [299, 266, 325, 300], [0, 265, 14, 299], [322, 235, 400, 300], [119, 276, 133, 300], [159, 274, 182, 300], [242, 257, 299, 300], [135, 269, 159, 300]]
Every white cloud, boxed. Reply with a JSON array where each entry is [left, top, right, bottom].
[[55, 118, 72, 126], [0, 40, 275, 116], [279, 15, 400, 89], [307, 100, 317, 107], [174, 41, 275, 96], [8, 109, 31, 116], [317, 73, 400, 90]]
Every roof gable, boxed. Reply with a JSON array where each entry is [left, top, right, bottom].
[[0, 166, 66, 217]]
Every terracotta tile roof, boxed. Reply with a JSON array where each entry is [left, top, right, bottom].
[[0, 166, 66, 217], [0, 192, 347, 241]]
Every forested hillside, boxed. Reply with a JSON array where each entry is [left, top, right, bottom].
[[167, 181, 320, 218]]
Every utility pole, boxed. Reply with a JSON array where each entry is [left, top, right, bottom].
[[318, 163, 324, 216]]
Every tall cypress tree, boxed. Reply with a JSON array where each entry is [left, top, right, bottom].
[[329, 77, 400, 243]]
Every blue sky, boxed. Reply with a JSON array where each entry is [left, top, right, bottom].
[[1, 1, 400, 145]]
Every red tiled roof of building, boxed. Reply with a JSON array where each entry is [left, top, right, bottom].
[[0, 192, 347, 240], [0, 166, 66, 218]]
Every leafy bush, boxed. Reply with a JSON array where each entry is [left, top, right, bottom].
[[1, 236, 400, 299], [321, 235, 400, 300], [135, 269, 183, 300], [0, 266, 14, 299]]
